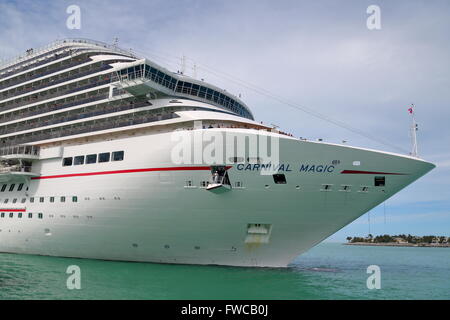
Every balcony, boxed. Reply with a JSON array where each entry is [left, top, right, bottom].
[[0, 145, 40, 160]]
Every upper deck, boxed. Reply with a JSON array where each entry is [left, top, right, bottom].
[[0, 38, 254, 147]]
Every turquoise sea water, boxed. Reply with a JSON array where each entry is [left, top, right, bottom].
[[0, 242, 449, 300]]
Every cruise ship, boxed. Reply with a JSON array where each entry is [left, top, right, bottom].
[[0, 39, 435, 267]]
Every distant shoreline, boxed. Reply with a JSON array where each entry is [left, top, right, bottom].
[[344, 242, 450, 248]]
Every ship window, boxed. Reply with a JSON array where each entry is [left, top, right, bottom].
[[112, 151, 124, 161], [9, 213, 13, 218], [21, 198, 26, 203], [61, 196, 66, 202], [38, 213, 43, 219], [28, 213, 33, 218], [200, 181, 208, 188], [374, 176, 385, 187], [4, 199, 8, 204], [9, 184, 15, 191], [86, 154, 97, 164], [72, 196, 78, 202], [63, 157, 73, 166], [17, 183, 24, 191], [12, 198, 17, 203], [50, 197, 55, 203], [30, 197, 34, 203], [99, 152, 110, 163], [273, 174, 287, 184], [0, 213, 4, 218], [40, 197, 44, 203], [18, 213, 22, 218], [0, 184, 6, 192], [74, 155, 85, 165]]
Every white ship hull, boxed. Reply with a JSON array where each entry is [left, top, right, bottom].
[[0, 129, 434, 267]]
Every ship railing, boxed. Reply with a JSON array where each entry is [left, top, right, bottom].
[[1, 77, 112, 113], [0, 38, 138, 75], [0, 64, 111, 101], [0, 56, 92, 91], [0, 165, 33, 173], [114, 70, 175, 90], [0, 145, 40, 157], [0, 93, 109, 125]]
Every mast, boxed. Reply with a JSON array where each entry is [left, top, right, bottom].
[[409, 104, 419, 157]]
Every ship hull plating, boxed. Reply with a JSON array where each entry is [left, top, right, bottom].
[[0, 130, 434, 267]]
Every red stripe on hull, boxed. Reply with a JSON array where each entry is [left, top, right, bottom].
[[341, 170, 407, 175], [0, 209, 26, 212], [31, 166, 231, 180]]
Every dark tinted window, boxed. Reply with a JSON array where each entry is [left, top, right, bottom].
[[273, 174, 287, 184], [63, 157, 73, 166], [375, 176, 385, 187], [1, 184, 6, 192], [86, 154, 97, 164], [112, 151, 124, 161], [9, 184, 15, 192], [17, 183, 24, 191], [99, 153, 110, 163], [74, 155, 85, 165]]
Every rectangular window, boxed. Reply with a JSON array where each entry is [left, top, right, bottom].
[[9, 213, 13, 218], [0, 184, 6, 192], [9, 184, 15, 192], [50, 197, 55, 203], [38, 213, 43, 219], [72, 196, 78, 202], [28, 213, 32, 218], [63, 157, 73, 166], [273, 174, 287, 184], [112, 151, 124, 161], [4, 199, 8, 204], [1, 213, 4, 218], [74, 155, 85, 165], [17, 183, 24, 191], [30, 197, 34, 203], [18, 213, 22, 218], [12, 198, 17, 203], [21, 198, 26, 203], [61, 196, 66, 202], [40, 197, 44, 203], [86, 154, 97, 164], [374, 176, 385, 187], [99, 153, 110, 163]]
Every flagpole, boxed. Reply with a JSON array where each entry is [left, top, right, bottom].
[[410, 104, 418, 157]]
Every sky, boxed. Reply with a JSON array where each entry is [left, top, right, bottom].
[[0, 0, 449, 241]]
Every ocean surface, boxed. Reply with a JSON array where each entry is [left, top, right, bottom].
[[0, 242, 449, 300]]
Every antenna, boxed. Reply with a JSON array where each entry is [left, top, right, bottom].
[[113, 37, 119, 47], [193, 63, 197, 79], [408, 104, 419, 157], [180, 55, 186, 75]]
